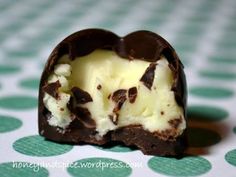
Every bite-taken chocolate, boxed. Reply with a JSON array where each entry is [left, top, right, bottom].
[[38, 29, 187, 156]]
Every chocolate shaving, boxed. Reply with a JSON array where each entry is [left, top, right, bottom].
[[67, 94, 95, 129], [71, 87, 93, 104], [168, 118, 182, 129], [109, 114, 119, 125], [43, 81, 61, 98], [111, 89, 127, 112], [140, 63, 157, 90], [74, 107, 96, 128], [97, 84, 102, 90], [128, 87, 137, 103]]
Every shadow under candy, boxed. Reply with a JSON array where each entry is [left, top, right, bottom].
[[186, 106, 231, 156]]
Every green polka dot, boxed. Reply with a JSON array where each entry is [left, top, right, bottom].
[[37, 1, 54, 9], [94, 144, 137, 152], [148, 155, 211, 176], [217, 39, 236, 48], [177, 32, 200, 40], [209, 56, 236, 64], [0, 65, 20, 74], [223, 30, 236, 38], [188, 105, 228, 122], [13, 135, 73, 157], [67, 10, 84, 18], [199, 70, 236, 80], [0, 95, 37, 110], [108, 8, 129, 17], [35, 30, 60, 43], [7, 50, 37, 58], [144, 17, 165, 28], [20, 78, 39, 90], [19, 43, 42, 53], [180, 57, 191, 66], [181, 24, 204, 36], [174, 43, 197, 53], [225, 149, 236, 167], [0, 162, 49, 177], [4, 23, 24, 33], [67, 157, 132, 177], [233, 127, 236, 134], [198, 1, 218, 12], [188, 127, 221, 147], [189, 15, 209, 23], [22, 12, 40, 20], [190, 86, 234, 98], [0, 115, 22, 133]]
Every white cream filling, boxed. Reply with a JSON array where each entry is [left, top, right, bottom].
[[43, 50, 186, 137], [43, 64, 72, 128]]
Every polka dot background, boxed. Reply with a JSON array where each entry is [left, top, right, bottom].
[[0, 0, 236, 176]]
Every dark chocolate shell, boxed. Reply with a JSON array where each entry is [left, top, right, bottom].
[[38, 29, 187, 156]]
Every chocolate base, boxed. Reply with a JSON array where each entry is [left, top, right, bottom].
[[39, 112, 186, 156]]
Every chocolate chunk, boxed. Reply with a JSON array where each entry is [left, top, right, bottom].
[[43, 81, 61, 98], [111, 89, 127, 112], [112, 89, 127, 102], [140, 63, 157, 90], [71, 87, 93, 104], [128, 87, 137, 103], [74, 106, 96, 128], [109, 114, 119, 125], [67, 90, 95, 128], [168, 118, 182, 129], [97, 84, 102, 90]]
